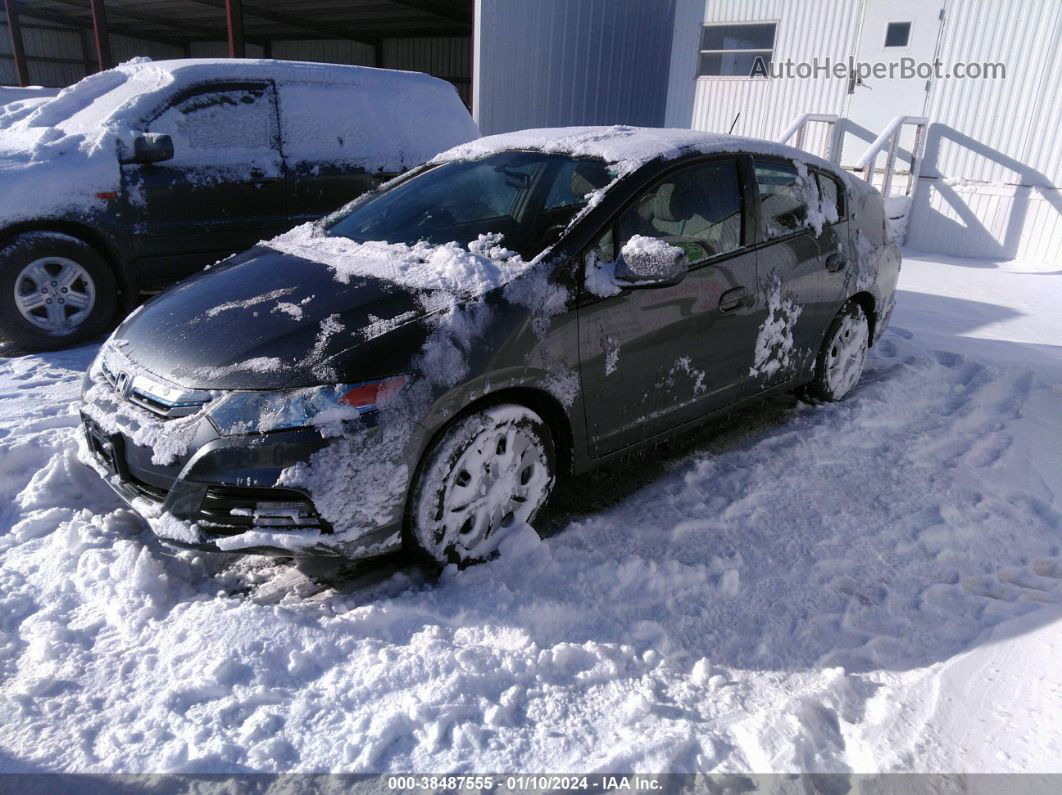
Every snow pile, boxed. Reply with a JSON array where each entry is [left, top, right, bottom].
[[0, 252, 1061, 772], [267, 226, 529, 297], [618, 235, 686, 279]]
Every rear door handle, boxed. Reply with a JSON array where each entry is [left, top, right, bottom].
[[719, 286, 747, 312], [825, 253, 846, 273]]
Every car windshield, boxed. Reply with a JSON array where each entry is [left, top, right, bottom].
[[325, 151, 615, 260], [46, 74, 159, 135]]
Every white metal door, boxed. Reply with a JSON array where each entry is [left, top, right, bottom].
[[841, 0, 945, 167]]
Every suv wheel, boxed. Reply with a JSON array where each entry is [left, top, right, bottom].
[[0, 232, 117, 351], [408, 404, 556, 568], [809, 300, 870, 401]]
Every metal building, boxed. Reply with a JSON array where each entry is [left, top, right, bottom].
[[0, 1, 473, 104], [3, 0, 1059, 266], [662, 0, 1062, 265], [476, 0, 1059, 267]]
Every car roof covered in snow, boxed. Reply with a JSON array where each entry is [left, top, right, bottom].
[[434, 125, 861, 187], [12, 57, 466, 135]]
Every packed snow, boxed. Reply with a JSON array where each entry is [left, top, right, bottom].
[[1, 249, 1060, 774], [266, 226, 529, 297]]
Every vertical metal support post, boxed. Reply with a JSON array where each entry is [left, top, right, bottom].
[[225, 0, 245, 58], [89, 0, 112, 72], [3, 0, 30, 86], [882, 130, 899, 197]]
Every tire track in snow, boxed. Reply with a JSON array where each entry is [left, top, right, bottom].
[[0, 326, 1060, 773]]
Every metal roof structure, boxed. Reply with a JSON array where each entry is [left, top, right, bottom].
[[2, 0, 472, 89]]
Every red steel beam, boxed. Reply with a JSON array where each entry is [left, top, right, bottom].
[[2, 0, 30, 86], [89, 0, 112, 71], [225, 0, 245, 58]]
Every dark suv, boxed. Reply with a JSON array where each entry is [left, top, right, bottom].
[[0, 58, 479, 351], [78, 127, 900, 569]]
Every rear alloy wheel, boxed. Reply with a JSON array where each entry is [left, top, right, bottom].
[[809, 301, 870, 401], [0, 232, 117, 351], [409, 404, 555, 568]]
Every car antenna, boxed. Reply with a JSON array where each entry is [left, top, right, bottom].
[[728, 113, 741, 134]]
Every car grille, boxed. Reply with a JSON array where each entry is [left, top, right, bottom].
[[121, 473, 329, 537], [100, 358, 210, 420]]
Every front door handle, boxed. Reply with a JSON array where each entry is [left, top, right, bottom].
[[825, 253, 846, 273], [719, 286, 747, 312]]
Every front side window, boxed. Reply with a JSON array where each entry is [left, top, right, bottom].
[[611, 158, 744, 265], [754, 159, 808, 238], [698, 23, 776, 77], [326, 152, 614, 260], [148, 85, 278, 165]]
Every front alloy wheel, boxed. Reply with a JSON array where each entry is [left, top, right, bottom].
[[14, 256, 96, 332], [409, 404, 555, 567]]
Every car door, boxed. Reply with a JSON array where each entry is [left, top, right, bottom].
[[577, 156, 764, 458], [121, 81, 289, 283], [749, 157, 850, 389]]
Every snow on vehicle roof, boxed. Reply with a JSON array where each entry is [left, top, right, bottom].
[[0, 57, 478, 228], [11, 57, 463, 136], [434, 125, 861, 187]]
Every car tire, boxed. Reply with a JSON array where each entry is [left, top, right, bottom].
[[407, 403, 556, 569], [808, 300, 870, 402], [0, 232, 117, 351]]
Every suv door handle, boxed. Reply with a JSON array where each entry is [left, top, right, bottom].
[[719, 286, 747, 312], [825, 252, 846, 273]]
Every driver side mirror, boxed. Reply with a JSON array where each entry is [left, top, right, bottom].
[[614, 235, 689, 287], [124, 133, 174, 164]]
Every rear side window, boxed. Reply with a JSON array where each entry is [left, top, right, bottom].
[[816, 172, 845, 221], [613, 158, 744, 265], [754, 159, 809, 238], [147, 85, 279, 166]]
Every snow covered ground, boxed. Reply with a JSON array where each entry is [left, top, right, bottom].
[[0, 249, 1059, 774]]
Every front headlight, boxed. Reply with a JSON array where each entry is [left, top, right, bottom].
[[207, 376, 408, 436]]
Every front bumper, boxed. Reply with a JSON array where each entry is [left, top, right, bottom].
[[78, 412, 403, 559]]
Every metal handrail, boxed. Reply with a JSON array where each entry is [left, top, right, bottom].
[[778, 113, 841, 163], [855, 115, 929, 197]]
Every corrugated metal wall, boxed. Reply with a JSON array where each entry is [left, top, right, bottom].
[[0, 21, 90, 86], [1, 23, 470, 108], [1, 20, 183, 86], [920, 0, 1061, 187], [669, 0, 1062, 265], [670, 0, 862, 149], [474, 0, 677, 134]]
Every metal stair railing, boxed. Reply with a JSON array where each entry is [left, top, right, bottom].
[[778, 113, 842, 163], [854, 115, 929, 198]]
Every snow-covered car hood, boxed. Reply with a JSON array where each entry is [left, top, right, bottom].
[[111, 245, 436, 391]]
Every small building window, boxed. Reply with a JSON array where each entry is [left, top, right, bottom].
[[884, 22, 911, 47], [698, 23, 777, 77]]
